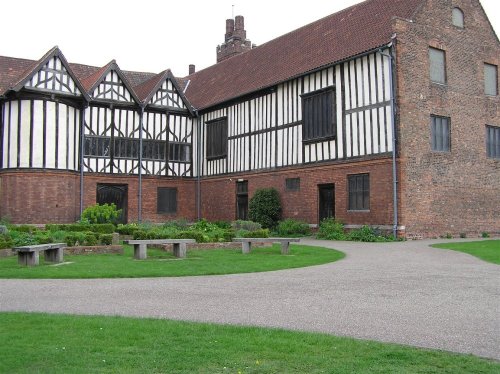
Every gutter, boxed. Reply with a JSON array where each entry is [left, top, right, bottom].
[[379, 38, 399, 238]]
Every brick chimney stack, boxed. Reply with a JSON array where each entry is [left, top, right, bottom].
[[189, 64, 196, 75], [217, 15, 254, 63]]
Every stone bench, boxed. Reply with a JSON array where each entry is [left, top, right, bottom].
[[233, 238, 300, 255], [13, 243, 66, 266], [123, 239, 196, 260]]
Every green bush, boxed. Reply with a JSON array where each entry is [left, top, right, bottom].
[[347, 226, 379, 242], [236, 229, 270, 238], [317, 219, 347, 240], [116, 223, 140, 235], [231, 220, 262, 232], [0, 234, 12, 249], [248, 188, 282, 229], [276, 219, 311, 237], [11, 225, 39, 234], [133, 230, 149, 240], [213, 221, 231, 229], [81, 204, 121, 224], [177, 230, 207, 243], [162, 219, 189, 230], [46, 223, 115, 234], [83, 232, 98, 246], [99, 234, 113, 245], [481, 232, 490, 238], [34, 232, 54, 244]]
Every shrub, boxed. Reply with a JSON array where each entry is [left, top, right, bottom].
[[81, 204, 121, 224], [177, 230, 207, 243], [236, 229, 270, 238], [133, 230, 149, 240], [317, 219, 346, 241], [11, 225, 39, 234], [231, 220, 262, 232], [83, 232, 98, 246], [276, 219, 311, 237], [481, 232, 490, 238], [99, 234, 113, 245], [213, 221, 232, 229], [162, 219, 190, 230], [34, 232, 54, 244], [10, 231, 39, 247], [0, 234, 12, 249], [459, 232, 467, 239], [248, 188, 282, 229], [347, 226, 378, 242], [116, 223, 140, 235]]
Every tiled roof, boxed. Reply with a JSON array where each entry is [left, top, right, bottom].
[[0, 56, 36, 95], [133, 70, 170, 102], [183, 0, 425, 110]]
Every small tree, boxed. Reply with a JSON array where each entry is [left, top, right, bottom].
[[248, 188, 282, 229], [81, 203, 121, 224]]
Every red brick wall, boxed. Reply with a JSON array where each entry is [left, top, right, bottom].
[[200, 157, 396, 226], [394, 0, 500, 237], [82, 174, 197, 223], [0, 170, 80, 224]]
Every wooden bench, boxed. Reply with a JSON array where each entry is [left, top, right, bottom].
[[13, 243, 66, 266], [123, 239, 196, 260], [233, 238, 300, 255]]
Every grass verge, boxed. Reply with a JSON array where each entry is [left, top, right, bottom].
[[432, 240, 499, 264], [0, 244, 344, 279], [0, 313, 498, 374]]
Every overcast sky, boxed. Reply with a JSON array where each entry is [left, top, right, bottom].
[[2, 0, 499, 77]]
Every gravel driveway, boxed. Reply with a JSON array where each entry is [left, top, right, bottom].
[[1, 238, 499, 359]]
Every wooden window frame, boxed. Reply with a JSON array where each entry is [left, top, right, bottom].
[[431, 115, 451, 152], [429, 47, 447, 85], [301, 87, 336, 144], [486, 125, 500, 159], [206, 117, 228, 160], [168, 142, 191, 163], [348, 174, 370, 211], [157, 187, 177, 214], [484, 63, 498, 96]]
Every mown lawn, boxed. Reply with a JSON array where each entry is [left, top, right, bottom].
[[0, 313, 498, 374], [0, 244, 344, 279], [432, 240, 500, 264]]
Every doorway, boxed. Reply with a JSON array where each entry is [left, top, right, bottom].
[[96, 184, 128, 223], [318, 184, 335, 222], [236, 181, 248, 220]]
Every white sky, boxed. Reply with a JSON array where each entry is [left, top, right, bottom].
[[1, 0, 499, 78]]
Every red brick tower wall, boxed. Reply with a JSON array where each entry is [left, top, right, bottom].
[[395, 0, 500, 237]]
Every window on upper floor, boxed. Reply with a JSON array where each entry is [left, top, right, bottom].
[[168, 142, 191, 163], [348, 174, 370, 211], [484, 63, 498, 96], [84, 136, 111, 157], [114, 138, 139, 159], [206, 118, 228, 160], [431, 115, 451, 152], [429, 47, 447, 84], [157, 187, 177, 214], [486, 125, 500, 159], [452, 7, 464, 28], [142, 139, 166, 161], [302, 88, 336, 143]]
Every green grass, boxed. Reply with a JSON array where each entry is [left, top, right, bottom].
[[432, 240, 500, 264], [0, 244, 344, 279], [0, 313, 497, 374]]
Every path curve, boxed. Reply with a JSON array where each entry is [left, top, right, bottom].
[[1, 239, 499, 359]]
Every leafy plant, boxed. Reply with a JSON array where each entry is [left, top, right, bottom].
[[248, 188, 282, 229], [231, 220, 262, 232], [81, 204, 121, 224], [276, 219, 311, 237], [317, 219, 347, 240], [481, 232, 490, 238], [236, 229, 270, 238], [99, 234, 113, 246]]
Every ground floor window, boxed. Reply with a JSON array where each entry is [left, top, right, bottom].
[[157, 187, 177, 214], [348, 174, 369, 211]]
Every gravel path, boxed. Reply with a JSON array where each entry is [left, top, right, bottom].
[[1, 239, 499, 359]]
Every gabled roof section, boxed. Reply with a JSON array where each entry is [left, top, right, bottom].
[[1, 46, 89, 100], [135, 70, 193, 113], [183, 0, 425, 109], [81, 60, 141, 104], [0, 56, 36, 96]]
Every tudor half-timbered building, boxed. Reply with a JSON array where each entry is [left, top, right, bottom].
[[1, 0, 499, 238]]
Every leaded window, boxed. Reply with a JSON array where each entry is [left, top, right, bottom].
[[206, 118, 228, 160], [302, 89, 336, 143], [431, 116, 451, 152], [157, 187, 177, 214], [142, 140, 166, 161], [169, 142, 191, 162], [484, 63, 498, 96], [114, 138, 139, 159], [429, 47, 446, 84], [486, 125, 500, 159], [84, 136, 111, 157], [348, 174, 370, 211]]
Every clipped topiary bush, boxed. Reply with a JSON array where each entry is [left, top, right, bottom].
[[276, 219, 311, 237], [99, 234, 113, 245], [248, 188, 282, 229], [81, 203, 121, 224]]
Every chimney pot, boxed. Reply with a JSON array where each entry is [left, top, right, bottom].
[[189, 64, 196, 75]]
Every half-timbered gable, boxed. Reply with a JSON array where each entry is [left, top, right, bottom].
[[0, 47, 87, 171]]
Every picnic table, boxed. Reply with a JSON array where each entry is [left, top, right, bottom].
[[123, 239, 196, 259], [233, 238, 300, 255]]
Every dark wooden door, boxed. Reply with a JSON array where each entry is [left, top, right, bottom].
[[96, 184, 128, 223], [318, 184, 335, 222], [236, 181, 248, 220]]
